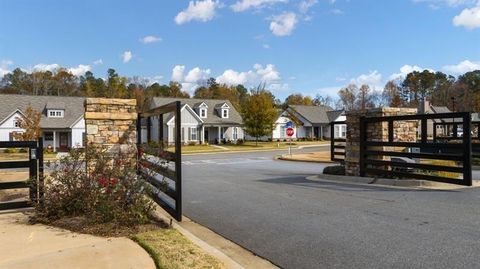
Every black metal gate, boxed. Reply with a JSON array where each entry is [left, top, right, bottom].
[[359, 112, 472, 186], [330, 121, 346, 162], [0, 140, 44, 210], [137, 101, 182, 221]]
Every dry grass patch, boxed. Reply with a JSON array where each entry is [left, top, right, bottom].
[[280, 151, 332, 163], [133, 229, 225, 269]]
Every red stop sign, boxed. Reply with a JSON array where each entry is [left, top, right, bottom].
[[286, 127, 294, 137]]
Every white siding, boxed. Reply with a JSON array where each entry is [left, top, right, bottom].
[[0, 112, 24, 141], [71, 117, 85, 148]]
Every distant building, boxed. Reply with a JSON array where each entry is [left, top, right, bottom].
[[270, 105, 346, 140], [147, 97, 244, 144], [419, 99, 452, 137], [0, 94, 85, 151]]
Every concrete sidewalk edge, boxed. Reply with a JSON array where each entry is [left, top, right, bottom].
[[153, 207, 278, 269], [307, 174, 480, 190]]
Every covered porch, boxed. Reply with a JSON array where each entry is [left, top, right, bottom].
[[42, 130, 71, 152]]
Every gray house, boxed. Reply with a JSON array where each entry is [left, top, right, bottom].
[[0, 94, 86, 151], [270, 105, 346, 140], [147, 97, 244, 144]]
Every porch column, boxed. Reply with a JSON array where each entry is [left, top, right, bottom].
[[53, 131, 57, 152], [218, 126, 221, 141], [201, 125, 205, 144], [320, 125, 324, 140]]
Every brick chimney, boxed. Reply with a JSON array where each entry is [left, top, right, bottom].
[[419, 98, 430, 114]]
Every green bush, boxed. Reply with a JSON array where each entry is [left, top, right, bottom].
[[35, 145, 155, 226], [188, 141, 197, 146], [323, 165, 345, 176], [3, 148, 18, 153]]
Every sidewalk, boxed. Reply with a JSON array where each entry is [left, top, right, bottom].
[[0, 211, 155, 269]]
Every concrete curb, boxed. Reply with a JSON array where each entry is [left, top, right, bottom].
[[306, 174, 478, 190], [153, 207, 278, 269], [276, 155, 333, 164]]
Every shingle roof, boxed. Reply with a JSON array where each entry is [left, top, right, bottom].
[[327, 110, 344, 122], [288, 105, 333, 125], [150, 97, 243, 126], [0, 94, 85, 129], [430, 106, 451, 114]]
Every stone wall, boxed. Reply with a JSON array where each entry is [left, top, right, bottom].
[[345, 107, 418, 176], [84, 98, 137, 154]]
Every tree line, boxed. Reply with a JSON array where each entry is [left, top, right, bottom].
[[1, 67, 480, 112]]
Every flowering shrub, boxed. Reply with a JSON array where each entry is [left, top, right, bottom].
[[35, 144, 155, 226]]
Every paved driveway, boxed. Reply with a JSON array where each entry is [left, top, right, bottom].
[[182, 147, 480, 269]]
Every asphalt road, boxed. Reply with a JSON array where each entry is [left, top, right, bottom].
[[182, 146, 480, 269]]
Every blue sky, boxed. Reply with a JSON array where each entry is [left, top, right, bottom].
[[1, 0, 479, 100]]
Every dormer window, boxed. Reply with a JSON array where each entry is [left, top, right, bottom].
[[48, 109, 64, 118], [196, 102, 208, 118], [222, 109, 229, 118], [216, 102, 230, 119]]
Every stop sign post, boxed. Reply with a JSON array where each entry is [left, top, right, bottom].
[[286, 126, 294, 155]]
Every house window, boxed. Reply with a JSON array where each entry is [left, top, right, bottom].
[[341, 125, 346, 138], [44, 132, 54, 141], [233, 127, 238, 140], [280, 126, 286, 138], [48, 110, 64, 118], [222, 109, 229, 118], [200, 108, 207, 118], [189, 127, 198, 140], [82, 132, 86, 147], [13, 120, 20, 128], [181, 128, 185, 142], [334, 126, 340, 138]]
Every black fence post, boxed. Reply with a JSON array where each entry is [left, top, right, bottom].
[[159, 114, 164, 150], [147, 116, 152, 142], [463, 113, 472, 186], [38, 138, 44, 202], [330, 122, 334, 161], [359, 117, 366, 177], [29, 144, 37, 204], [421, 118, 427, 144], [388, 120, 394, 143], [174, 101, 182, 221]]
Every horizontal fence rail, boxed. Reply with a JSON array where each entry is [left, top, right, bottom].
[[359, 112, 472, 186], [0, 139, 43, 211], [137, 101, 182, 221], [330, 121, 346, 162]]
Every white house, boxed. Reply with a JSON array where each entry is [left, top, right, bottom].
[[0, 94, 86, 151], [146, 97, 244, 144], [272, 105, 346, 140]]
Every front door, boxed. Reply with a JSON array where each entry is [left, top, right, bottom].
[[204, 129, 209, 142], [59, 132, 69, 150]]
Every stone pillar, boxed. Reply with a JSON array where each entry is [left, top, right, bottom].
[[345, 107, 418, 176], [84, 98, 137, 156]]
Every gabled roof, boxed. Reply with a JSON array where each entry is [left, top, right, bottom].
[[151, 97, 242, 125], [327, 110, 345, 122], [288, 105, 333, 125], [0, 94, 85, 129], [430, 106, 451, 114]]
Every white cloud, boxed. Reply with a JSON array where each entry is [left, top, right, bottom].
[[351, 70, 382, 87], [263, 44, 270, 49], [389, 64, 433, 80], [93, 59, 103, 65], [175, 0, 220, 25], [299, 0, 318, 13], [140, 35, 162, 44], [68, 64, 91, 76], [33, 63, 60, 72], [122, 51, 133, 63], [216, 63, 283, 90], [413, 0, 477, 7], [270, 12, 298, 36], [453, 6, 480, 29], [442, 60, 480, 74], [171, 65, 211, 93], [231, 0, 287, 12], [0, 60, 13, 77]]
